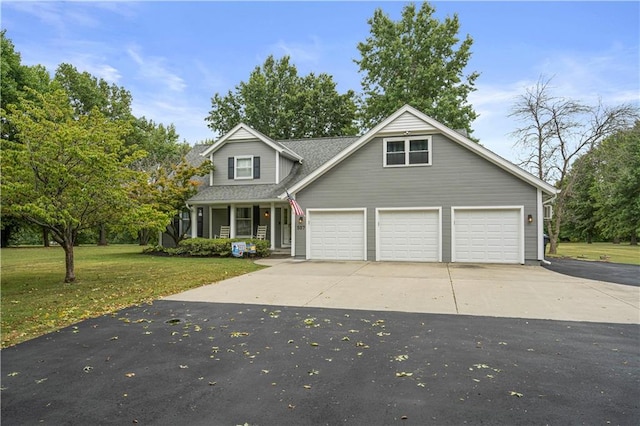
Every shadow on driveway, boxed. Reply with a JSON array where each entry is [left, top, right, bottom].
[[2, 300, 638, 425], [543, 258, 640, 287]]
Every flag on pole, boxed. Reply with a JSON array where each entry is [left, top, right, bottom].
[[286, 190, 304, 216]]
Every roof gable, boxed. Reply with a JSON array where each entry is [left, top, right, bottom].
[[282, 105, 558, 198], [201, 123, 303, 162]]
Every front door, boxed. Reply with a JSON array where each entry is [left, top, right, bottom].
[[281, 206, 291, 247]]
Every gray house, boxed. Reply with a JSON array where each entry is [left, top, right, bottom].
[[166, 105, 558, 264]]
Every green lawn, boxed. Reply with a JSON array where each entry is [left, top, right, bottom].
[[1, 245, 264, 348], [547, 242, 640, 265]]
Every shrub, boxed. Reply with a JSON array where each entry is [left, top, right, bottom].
[[146, 238, 271, 258]]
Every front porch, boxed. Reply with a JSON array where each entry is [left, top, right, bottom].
[[182, 203, 296, 251]]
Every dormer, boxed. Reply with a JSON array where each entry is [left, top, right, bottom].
[[200, 124, 303, 186]]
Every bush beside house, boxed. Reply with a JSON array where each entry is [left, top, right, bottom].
[[145, 238, 271, 258]]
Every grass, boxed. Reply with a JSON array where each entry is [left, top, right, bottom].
[[547, 241, 640, 265], [1, 245, 264, 348]]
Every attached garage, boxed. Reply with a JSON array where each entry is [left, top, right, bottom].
[[307, 209, 366, 260], [376, 208, 441, 262], [452, 207, 524, 264]]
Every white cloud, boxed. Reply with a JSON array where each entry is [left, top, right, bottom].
[[269, 36, 323, 66], [126, 45, 186, 92]]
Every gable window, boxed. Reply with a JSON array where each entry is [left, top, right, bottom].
[[235, 156, 253, 179], [229, 156, 261, 180], [383, 136, 432, 167]]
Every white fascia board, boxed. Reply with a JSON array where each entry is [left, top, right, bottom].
[[200, 124, 303, 162], [284, 104, 559, 197]]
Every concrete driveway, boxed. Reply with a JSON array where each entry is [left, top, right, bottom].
[[165, 260, 640, 324]]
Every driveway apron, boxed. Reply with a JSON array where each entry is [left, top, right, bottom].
[[165, 260, 640, 324]]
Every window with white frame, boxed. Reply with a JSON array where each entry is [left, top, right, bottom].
[[235, 156, 253, 179], [236, 207, 252, 236], [383, 136, 432, 167]]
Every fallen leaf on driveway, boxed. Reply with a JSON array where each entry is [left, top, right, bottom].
[[125, 372, 135, 378], [509, 391, 524, 397]]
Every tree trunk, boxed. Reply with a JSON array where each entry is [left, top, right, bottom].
[[43, 227, 50, 247], [1, 226, 12, 248], [613, 237, 620, 244], [630, 233, 637, 246], [138, 229, 150, 246], [98, 224, 108, 246], [63, 242, 76, 283]]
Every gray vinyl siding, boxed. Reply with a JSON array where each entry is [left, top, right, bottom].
[[295, 134, 539, 262], [212, 140, 276, 185], [279, 155, 295, 182]]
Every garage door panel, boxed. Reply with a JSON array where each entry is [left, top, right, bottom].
[[454, 209, 521, 264], [309, 211, 365, 261], [378, 210, 440, 262]]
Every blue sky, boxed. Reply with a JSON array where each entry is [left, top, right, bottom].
[[2, 1, 638, 162]]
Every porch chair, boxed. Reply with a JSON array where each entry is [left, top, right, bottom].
[[255, 225, 268, 240], [215, 226, 230, 239]]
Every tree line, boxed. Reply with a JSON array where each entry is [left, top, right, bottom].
[[1, 2, 637, 283]]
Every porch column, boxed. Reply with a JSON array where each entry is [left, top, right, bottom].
[[208, 206, 213, 239], [230, 204, 236, 238], [269, 202, 275, 250], [190, 206, 197, 238]]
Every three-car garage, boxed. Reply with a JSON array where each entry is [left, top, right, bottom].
[[306, 207, 524, 264]]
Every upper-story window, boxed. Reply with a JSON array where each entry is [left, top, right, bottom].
[[228, 156, 260, 180], [383, 136, 432, 167]]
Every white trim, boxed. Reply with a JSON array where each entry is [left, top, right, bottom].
[[382, 136, 432, 167], [537, 189, 544, 260], [201, 123, 303, 162], [451, 206, 525, 264], [290, 207, 296, 257], [306, 208, 367, 261], [209, 153, 214, 186], [234, 205, 253, 238], [234, 155, 254, 180], [280, 105, 558, 199], [375, 207, 442, 262], [543, 204, 553, 220]]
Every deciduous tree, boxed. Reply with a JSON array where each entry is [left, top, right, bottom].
[[1, 88, 147, 282], [509, 76, 638, 253], [206, 55, 357, 139], [355, 2, 479, 133]]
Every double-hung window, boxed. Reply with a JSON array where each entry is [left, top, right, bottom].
[[228, 156, 260, 180], [235, 156, 253, 179], [383, 136, 432, 167]]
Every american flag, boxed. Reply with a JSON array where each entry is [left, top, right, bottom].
[[286, 190, 305, 216]]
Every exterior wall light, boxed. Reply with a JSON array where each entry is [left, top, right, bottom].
[[527, 214, 533, 224], [298, 217, 304, 224], [264, 211, 269, 218]]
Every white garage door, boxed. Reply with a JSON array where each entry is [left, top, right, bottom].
[[377, 209, 440, 261], [453, 208, 522, 264], [308, 210, 366, 260]]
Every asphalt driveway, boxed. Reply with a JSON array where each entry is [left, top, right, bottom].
[[543, 258, 640, 287], [2, 261, 639, 425]]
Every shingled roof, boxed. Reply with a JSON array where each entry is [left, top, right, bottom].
[[187, 136, 358, 203]]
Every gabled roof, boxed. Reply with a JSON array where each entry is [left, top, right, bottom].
[[200, 123, 303, 162], [281, 105, 558, 199], [188, 136, 357, 204]]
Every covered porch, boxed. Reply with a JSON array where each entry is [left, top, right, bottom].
[[186, 202, 296, 252]]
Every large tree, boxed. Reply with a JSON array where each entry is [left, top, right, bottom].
[[355, 2, 479, 133], [1, 88, 150, 282], [591, 123, 640, 244], [1, 30, 51, 247], [206, 55, 357, 139], [509, 76, 638, 253]]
